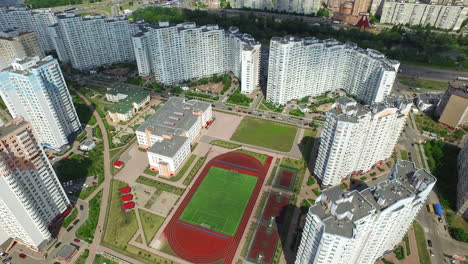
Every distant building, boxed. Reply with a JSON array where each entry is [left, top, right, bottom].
[[457, 144, 468, 218], [229, 0, 322, 15], [0, 7, 57, 52], [106, 86, 150, 123], [296, 160, 436, 264], [435, 80, 468, 129], [133, 23, 261, 94], [266, 37, 399, 106], [314, 96, 411, 186], [0, 56, 81, 149], [415, 93, 442, 113], [48, 13, 139, 70], [0, 29, 43, 70], [380, 0, 467, 30], [136, 98, 212, 177], [0, 117, 70, 250]]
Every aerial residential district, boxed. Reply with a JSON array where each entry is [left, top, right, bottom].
[[0, 0, 467, 264]]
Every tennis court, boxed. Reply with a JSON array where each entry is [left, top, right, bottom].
[[179, 166, 258, 236]]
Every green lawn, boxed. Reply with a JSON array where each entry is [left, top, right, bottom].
[[76, 191, 102, 243], [94, 254, 118, 264], [400, 150, 409, 161], [231, 116, 297, 152], [62, 208, 78, 228], [102, 180, 139, 250], [413, 221, 431, 264], [74, 249, 89, 264], [398, 76, 448, 91], [415, 114, 465, 141], [180, 167, 258, 236], [210, 140, 241, 149], [138, 209, 165, 245], [182, 157, 206, 186]]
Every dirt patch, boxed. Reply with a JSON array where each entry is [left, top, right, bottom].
[[192, 82, 223, 94], [133, 183, 155, 207], [104, 67, 129, 76], [316, 103, 334, 112], [149, 191, 179, 217], [205, 111, 242, 140]]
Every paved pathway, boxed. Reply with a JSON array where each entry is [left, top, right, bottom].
[[74, 90, 112, 263]]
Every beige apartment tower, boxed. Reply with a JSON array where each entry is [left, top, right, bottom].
[[0, 117, 69, 250], [0, 29, 43, 70], [435, 80, 468, 129]]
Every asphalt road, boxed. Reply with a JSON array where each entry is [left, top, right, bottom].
[[399, 64, 468, 82]]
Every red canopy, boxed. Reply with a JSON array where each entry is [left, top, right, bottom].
[[119, 186, 131, 194], [123, 201, 135, 210], [121, 194, 133, 201], [114, 160, 124, 168]]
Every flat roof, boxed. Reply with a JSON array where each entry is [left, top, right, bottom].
[[107, 85, 150, 114]]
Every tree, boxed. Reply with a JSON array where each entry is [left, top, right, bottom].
[[316, 8, 330, 17]]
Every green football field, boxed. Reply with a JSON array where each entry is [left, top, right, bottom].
[[179, 166, 258, 236]]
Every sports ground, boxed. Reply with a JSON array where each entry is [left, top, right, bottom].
[[164, 152, 273, 263], [180, 166, 258, 236]]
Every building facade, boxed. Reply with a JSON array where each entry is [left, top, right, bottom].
[[314, 97, 411, 186], [136, 97, 212, 177], [0, 56, 81, 149], [106, 86, 150, 123], [457, 144, 468, 218], [435, 80, 468, 129], [133, 23, 261, 94], [0, 29, 43, 70], [0, 7, 56, 52], [0, 117, 70, 250], [266, 37, 399, 105], [48, 13, 139, 70], [229, 0, 322, 15], [297, 160, 436, 264], [380, 0, 467, 30]]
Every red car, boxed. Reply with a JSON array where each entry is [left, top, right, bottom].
[[73, 238, 80, 243], [64, 155, 70, 159], [19, 253, 27, 259]]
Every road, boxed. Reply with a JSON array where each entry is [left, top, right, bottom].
[[399, 64, 468, 82], [74, 90, 112, 263], [398, 113, 468, 264]]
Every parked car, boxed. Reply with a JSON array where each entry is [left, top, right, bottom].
[[80, 205, 84, 211], [427, 240, 432, 247], [73, 219, 80, 225], [66, 226, 73, 232], [18, 253, 26, 259], [54, 242, 62, 248], [73, 238, 80, 243]]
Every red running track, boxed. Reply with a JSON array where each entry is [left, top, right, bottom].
[[165, 152, 273, 263]]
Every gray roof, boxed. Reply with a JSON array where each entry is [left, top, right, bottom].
[[137, 97, 210, 157], [308, 160, 435, 238], [417, 93, 442, 104], [56, 243, 78, 259], [328, 96, 411, 123]]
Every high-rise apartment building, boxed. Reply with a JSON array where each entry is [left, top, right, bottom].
[[229, 0, 322, 15], [0, 7, 57, 52], [296, 160, 436, 264], [0, 29, 43, 70], [457, 144, 468, 218], [314, 97, 411, 186], [0, 117, 70, 250], [380, 0, 467, 30], [266, 37, 399, 105], [48, 13, 139, 70], [133, 23, 261, 94], [0, 56, 80, 149], [434, 80, 468, 129]]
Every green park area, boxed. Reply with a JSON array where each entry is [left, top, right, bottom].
[[231, 116, 297, 152], [415, 114, 466, 141], [180, 167, 257, 236], [138, 209, 165, 245], [398, 76, 448, 91]]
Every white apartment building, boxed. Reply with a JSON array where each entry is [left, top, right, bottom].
[[229, 0, 322, 15], [296, 160, 436, 264], [0, 7, 56, 52], [133, 23, 261, 94], [48, 13, 140, 70], [380, 0, 467, 30], [266, 37, 399, 106], [0, 56, 81, 149], [314, 97, 411, 186], [136, 97, 212, 177], [0, 117, 70, 250], [457, 144, 468, 218]]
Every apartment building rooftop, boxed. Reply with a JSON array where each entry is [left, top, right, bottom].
[[3, 55, 54, 75], [148, 134, 188, 157], [270, 36, 399, 71], [0, 117, 26, 139], [329, 96, 411, 123], [107, 86, 150, 114], [0, 29, 33, 40], [310, 160, 435, 238]]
